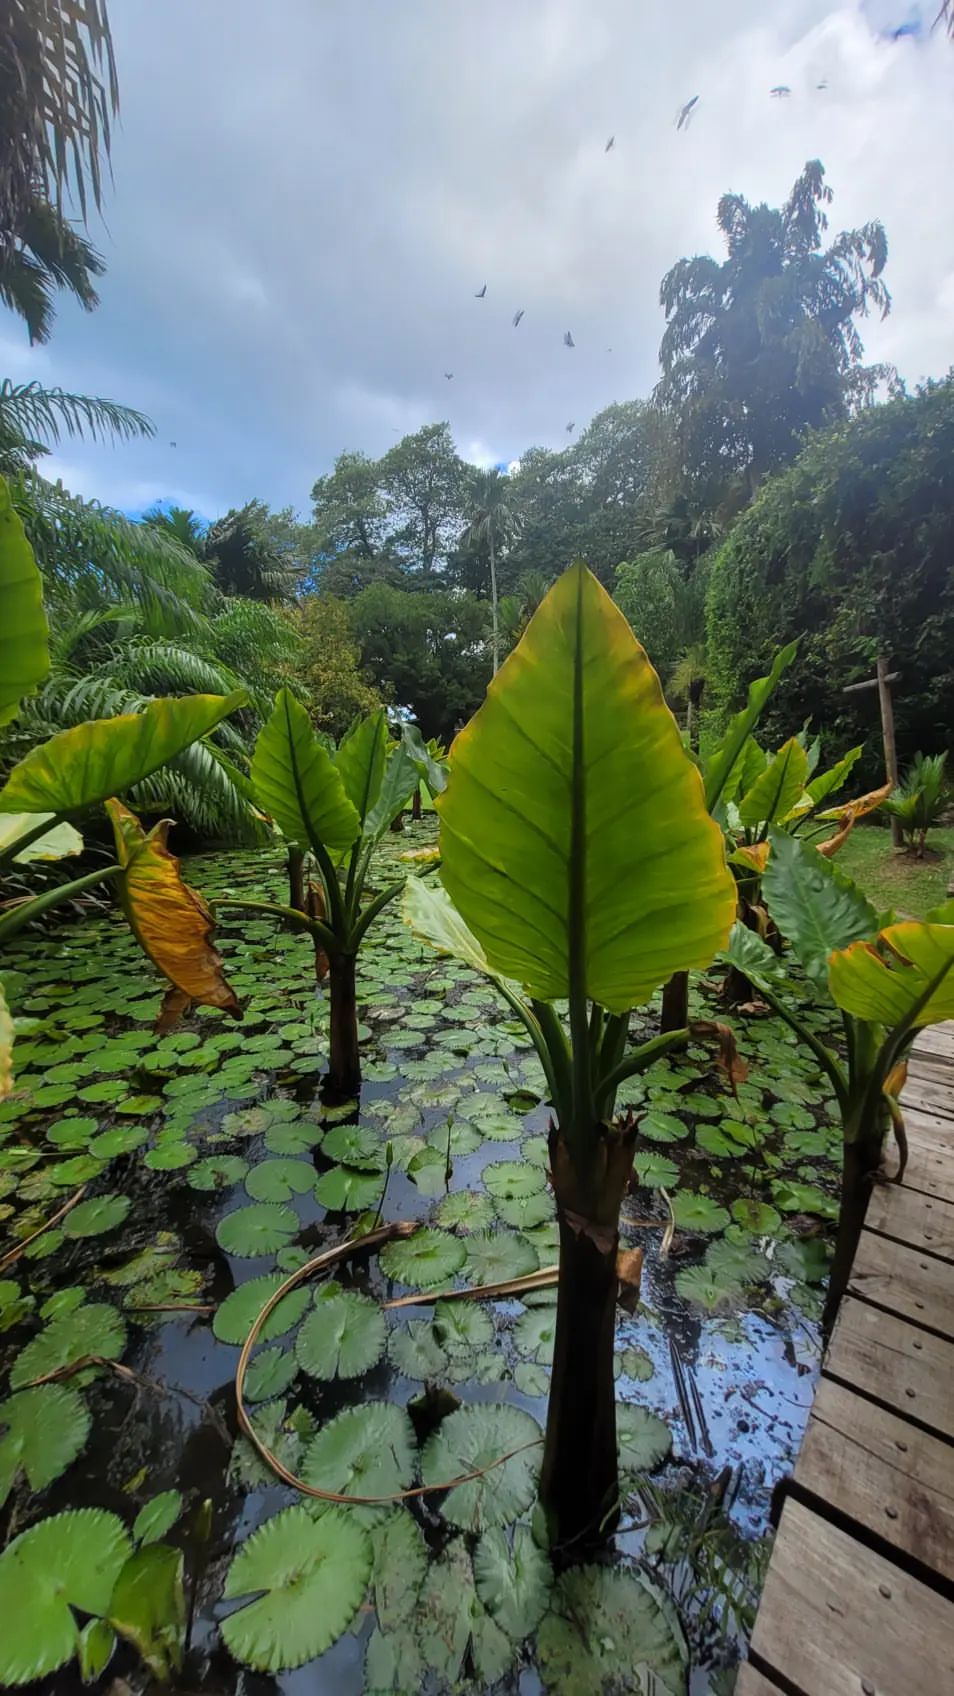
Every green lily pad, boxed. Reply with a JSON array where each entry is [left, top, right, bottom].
[[370, 1510, 427, 1632], [671, 1192, 731, 1234], [771, 1179, 838, 1219], [379, 1228, 465, 1288], [88, 1126, 149, 1160], [482, 1161, 546, 1201], [538, 1564, 687, 1696], [0, 1509, 132, 1685], [388, 1320, 449, 1381], [244, 1345, 299, 1403], [263, 1120, 324, 1155], [632, 1153, 679, 1190], [473, 1523, 552, 1641], [295, 1286, 385, 1380], [513, 1360, 550, 1396], [216, 1203, 298, 1258], [435, 1190, 495, 1232], [0, 1385, 91, 1506], [321, 1124, 387, 1170], [221, 1505, 371, 1672], [301, 1402, 415, 1505], [463, 1230, 539, 1286], [494, 1190, 554, 1228], [132, 1489, 182, 1546], [730, 1198, 782, 1233], [514, 1305, 556, 1363], [62, 1194, 131, 1239], [639, 1111, 689, 1144], [188, 1155, 249, 1192], [145, 1142, 196, 1172], [213, 1275, 310, 1347], [674, 1264, 740, 1314], [245, 1159, 315, 1203], [46, 1116, 98, 1148], [617, 1403, 672, 1475], [421, 1402, 542, 1530], [432, 1298, 495, 1355], [314, 1164, 383, 1212], [616, 1345, 655, 1382], [10, 1303, 126, 1390]]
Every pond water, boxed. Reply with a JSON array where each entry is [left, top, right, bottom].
[[0, 825, 843, 1694]]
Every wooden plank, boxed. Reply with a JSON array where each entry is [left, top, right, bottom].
[[864, 1181, 954, 1262], [751, 1500, 954, 1695], [794, 1377, 954, 1584], [901, 1077, 954, 1121], [903, 1105, 954, 1146], [849, 1230, 954, 1342], [901, 1140, 954, 1205], [909, 1022, 954, 1059], [734, 1666, 783, 1696], [906, 1054, 954, 1087], [824, 1296, 954, 1441]]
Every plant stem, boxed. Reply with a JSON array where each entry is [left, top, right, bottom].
[[328, 952, 360, 1096], [0, 864, 121, 943], [660, 971, 689, 1033]]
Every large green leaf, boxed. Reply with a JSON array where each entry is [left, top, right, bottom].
[[718, 920, 789, 993], [402, 723, 448, 795], [402, 876, 497, 978], [221, 1505, 371, 1672], [250, 688, 360, 856], [0, 1385, 90, 1506], [294, 1285, 385, 1380], [334, 709, 387, 824], [0, 813, 82, 862], [0, 692, 246, 816], [737, 737, 809, 828], [364, 743, 420, 843], [0, 1509, 131, 1686], [300, 1402, 415, 1500], [829, 916, 954, 1030], [10, 1303, 126, 1390], [107, 1545, 185, 1681], [537, 1564, 688, 1695], [0, 477, 48, 730], [420, 1403, 541, 1531], [763, 832, 877, 989], [802, 744, 863, 809], [437, 563, 735, 1012], [702, 639, 798, 813]]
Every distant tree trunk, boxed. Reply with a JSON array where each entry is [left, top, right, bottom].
[[660, 971, 689, 1032], [328, 954, 360, 1097], [288, 847, 305, 913], [877, 655, 903, 850], [412, 787, 422, 821]]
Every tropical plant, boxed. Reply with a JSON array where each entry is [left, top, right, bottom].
[[459, 467, 518, 675], [211, 699, 445, 1093], [204, 501, 298, 603], [721, 831, 954, 1327], [0, 198, 105, 345], [884, 751, 949, 856], [294, 595, 383, 737], [403, 562, 736, 1550], [0, 381, 153, 476]]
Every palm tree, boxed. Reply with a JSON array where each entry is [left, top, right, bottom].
[[0, 198, 105, 344], [669, 642, 708, 750], [0, 0, 117, 248], [0, 379, 153, 474], [143, 504, 207, 557], [459, 467, 516, 674], [205, 501, 298, 603]]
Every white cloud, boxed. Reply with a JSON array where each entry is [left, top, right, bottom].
[[7, 0, 953, 514]]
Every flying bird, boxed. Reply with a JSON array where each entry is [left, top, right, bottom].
[[564, 330, 575, 348], [512, 308, 524, 327], [816, 79, 828, 89], [675, 95, 699, 130], [605, 135, 615, 152], [169, 441, 176, 448], [770, 85, 791, 97], [444, 372, 454, 380], [565, 421, 575, 434], [475, 283, 487, 298]]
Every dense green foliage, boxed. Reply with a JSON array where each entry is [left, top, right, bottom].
[[707, 379, 954, 772]]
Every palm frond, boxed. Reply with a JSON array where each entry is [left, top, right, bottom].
[[106, 637, 243, 698], [0, 381, 153, 448]]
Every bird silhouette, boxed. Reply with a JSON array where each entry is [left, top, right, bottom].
[[444, 372, 454, 380], [512, 308, 524, 327], [566, 422, 575, 433], [770, 85, 791, 97], [816, 79, 828, 89], [564, 330, 575, 348], [475, 283, 487, 298], [675, 95, 699, 130], [605, 135, 615, 152], [169, 441, 176, 448]]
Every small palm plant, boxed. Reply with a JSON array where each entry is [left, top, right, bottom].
[[884, 751, 949, 856]]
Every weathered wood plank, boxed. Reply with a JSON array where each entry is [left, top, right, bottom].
[[901, 1077, 954, 1121], [909, 1021, 954, 1060], [904, 1106, 954, 1146], [849, 1230, 954, 1341], [906, 1054, 954, 1087], [794, 1377, 954, 1584], [898, 1112, 954, 1202], [734, 1665, 783, 1696], [824, 1296, 954, 1441], [864, 1182, 954, 1262], [750, 1500, 954, 1695]]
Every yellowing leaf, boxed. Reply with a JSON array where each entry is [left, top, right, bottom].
[[729, 842, 770, 875], [0, 478, 48, 730], [829, 917, 954, 1030], [816, 782, 892, 824], [0, 983, 13, 1101], [437, 563, 735, 1012], [107, 801, 241, 1022]]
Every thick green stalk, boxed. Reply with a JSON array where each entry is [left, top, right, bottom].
[[595, 1028, 690, 1119], [347, 879, 404, 951], [214, 896, 338, 957], [0, 864, 122, 944]]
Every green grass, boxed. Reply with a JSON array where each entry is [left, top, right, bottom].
[[833, 824, 954, 917]]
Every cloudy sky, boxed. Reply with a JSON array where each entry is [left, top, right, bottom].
[[6, 0, 953, 519]]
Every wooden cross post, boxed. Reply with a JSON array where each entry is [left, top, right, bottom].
[[843, 657, 902, 848]]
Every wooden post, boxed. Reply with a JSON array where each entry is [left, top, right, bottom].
[[876, 657, 902, 849]]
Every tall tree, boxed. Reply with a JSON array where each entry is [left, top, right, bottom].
[[204, 500, 298, 603], [143, 505, 207, 557], [310, 449, 389, 571], [351, 581, 489, 739], [379, 423, 467, 577], [458, 466, 517, 674], [656, 161, 891, 502]]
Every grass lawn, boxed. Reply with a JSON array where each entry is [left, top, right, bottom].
[[834, 824, 954, 917]]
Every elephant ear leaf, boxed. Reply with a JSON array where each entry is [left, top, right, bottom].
[[333, 709, 388, 824], [0, 692, 247, 815], [702, 639, 798, 812], [718, 920, 790, 993], [737, 737, 809, 828], [402, 875, 499, 981], [402, 724, 448, 796], [0, 477, 48, 730], [829, 916, 954, 1031], [107, 800, 241, 1025], [763, 831, 877, 990], [437, 561, 736, 1012], [364, 744, 418, 845], [251, 689, 360, 855]]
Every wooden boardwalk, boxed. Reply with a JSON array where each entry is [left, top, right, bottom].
[[737, 1022, 954, 1696]]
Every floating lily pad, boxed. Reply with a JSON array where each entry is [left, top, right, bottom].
[[730, 1198, 781, 1233], [616, 1345, 654, 1383], [674, 1264, 740, 1314], [771, 1179, 838, 1219], [670, 1193, 731, 1235], [463, 1229, 539, 1286], [0, 1385, 90, 1506], [370, 1509, 427, 1631], [639, 1111, 689, 1144], [494, 1190, 554, 1228], [62, 1194, 131, 1238], [221, 1505, 371, 1672], [46, 1116, 98, 1149], [0, 1508, 132, 1685], [388, 1320, 449, 1381], [632, 1152, 679, 1190], [295, 1286, 385, 1380], [216, 1203, 298, 1258], [88, 1126, 148, 1160], [482, 1161, 546, 1201], [314, 1164, 383, 1212], [263, 1120, 323, 1155], [514, 1305, 556, 1363], [473, 1523, 552, 1641], [538, 1564, 687, 1696], [245, 1159, 315, 1203], [379, 1228, 465, 1288], [10, 1303, 126, 1390], [301, 1402, 416, 1508], [245, 1345, 299, 1403], [188, 1155, 248, 1192], [421, 1403, 542, 1530], [513, 1360, 550, 1397], [617, 1403, 672, 1475], [435, 1190, 495, 1232], [432, 1298, 495, 1355], [145, 1142, 196, 1172], [213, 1275, 310, 1347], [321, 1124, 388, 1170]]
